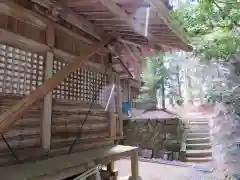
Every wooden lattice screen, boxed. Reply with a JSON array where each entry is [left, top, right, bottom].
[[52, 57, 108, 105], [120, 79, 129, 102], [131, 87, 138, 108], [0, 44, 45, 95]]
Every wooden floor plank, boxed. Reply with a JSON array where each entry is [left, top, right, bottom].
[[0, 145, 138, 180]]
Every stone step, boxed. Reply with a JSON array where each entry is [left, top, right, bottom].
[[187, 129, 210, 134], [187, 143, 211, 150], [189, 121, 209, 126], [187, 132, 210, 139], [188, 118, 209, 122], [186, 149, 212, 158], [187, 137, 210, 144], [188, 125, 209, 129], [186, 156, 213, 163]]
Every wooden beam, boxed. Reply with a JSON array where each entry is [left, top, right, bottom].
[[0, 27, 105, 71], [0, 28, 49, 52], [32, 0, 102, 40], [124, 44, 142, 81], [0, 1, 101, 45], [98, 0, 163, 51], [108, 44, 133, 78], [0, 145, 138, 180], [0, 38, 111, 134], [2, 1, 163, 51], [67, 0, 99, 7]]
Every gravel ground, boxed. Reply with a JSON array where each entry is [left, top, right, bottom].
[[115, 159, 221, 180]]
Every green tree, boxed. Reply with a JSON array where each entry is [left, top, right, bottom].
[[136, 54, 166, 109], [171, 0, 240, 60], [136, 52, 185, 109]]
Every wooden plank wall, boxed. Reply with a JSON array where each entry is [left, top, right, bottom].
[[0, 13, 46, 44], [50, 56, 114, 154], [0, 14, 116, 166], [0, 44, 44, 166]]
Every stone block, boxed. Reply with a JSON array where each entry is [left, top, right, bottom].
[[164, 125, 178, 133], [165, 118, 179, 125]]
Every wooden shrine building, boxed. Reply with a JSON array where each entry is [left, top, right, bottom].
[[0, 0, 191, 179]]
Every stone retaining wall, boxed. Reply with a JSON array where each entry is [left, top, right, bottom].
[[123, 118, 183, 160]]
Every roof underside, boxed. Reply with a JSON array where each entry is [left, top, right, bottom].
[[29, 0, 191, 52]]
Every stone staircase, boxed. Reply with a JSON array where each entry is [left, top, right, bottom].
[[185, 117, 212, 163]]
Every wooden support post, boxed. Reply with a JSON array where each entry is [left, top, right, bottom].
[[129, 150, 140, 180], [41, 51, 53, 151], [0, 38, 111, 134], [116, 75, 123, 137], [108, 55, 116, 137], [41, 24, 54, 151], [128, 80, 131, 104]]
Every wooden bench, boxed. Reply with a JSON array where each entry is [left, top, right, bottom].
[[0, 145, 139, 180]]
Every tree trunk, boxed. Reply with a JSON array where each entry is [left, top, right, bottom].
[[161, 78, 165, 109], [176, 65, 182, 97]]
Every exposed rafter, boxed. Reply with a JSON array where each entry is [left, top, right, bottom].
[[32, 0, 163, 51], [98, 0, 161, 48], [149, 0, 192, 51]]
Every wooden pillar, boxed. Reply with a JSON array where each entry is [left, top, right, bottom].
[[130, 151, 139, 180], [108, 54, 116, 137], [42, 25, 54, 151], [42, 52, 53, 151], [116, 75, 123, 137], [128, 80, 131, 104]]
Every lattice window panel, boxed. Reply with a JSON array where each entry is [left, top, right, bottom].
[[53, 57, 108, 104], [120, 79, 129, 102], [0, 44, 45, 95], [131, 87, 138, 108]]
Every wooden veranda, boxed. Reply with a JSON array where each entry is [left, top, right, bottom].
[[0, 0, 191, 179]]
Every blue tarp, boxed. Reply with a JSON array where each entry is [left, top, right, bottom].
[[122, 102, 131, 117]]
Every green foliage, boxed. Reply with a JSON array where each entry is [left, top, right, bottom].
[[136, 52, 183, 106], [136, 54, 166, 105], [171, 0, 240, 60]]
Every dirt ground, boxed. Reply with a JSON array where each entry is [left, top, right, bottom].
[[115, 159, 217, 180]]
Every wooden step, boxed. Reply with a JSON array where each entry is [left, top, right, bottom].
[[187, 143, 211, 150], [186, 156, 213, 163], [187, 137, 210, 144], [187, 132, 210, 139], [186, 149, 212, 158]]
